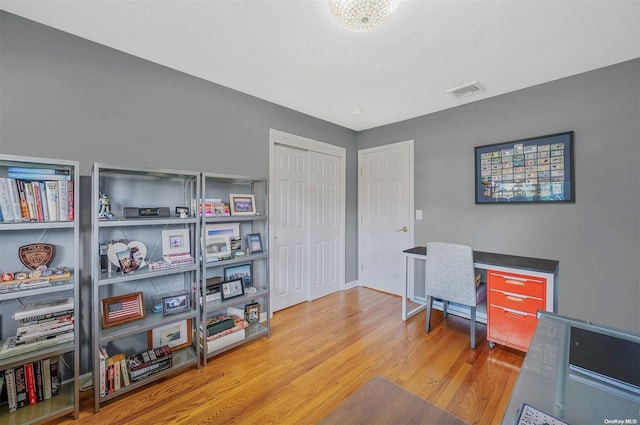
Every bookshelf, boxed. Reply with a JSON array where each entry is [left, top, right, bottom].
[[200, 173, 270, 365], [0, 154, 80, 423], [90, 163, 200, 412]]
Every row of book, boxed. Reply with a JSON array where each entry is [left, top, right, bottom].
[[1, 356, 61, 412], [0, 169, 74, 223], [0, 297, 75, 359], [98, 345, 173, 397]]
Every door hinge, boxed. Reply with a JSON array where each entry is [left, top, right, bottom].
[[360, 167, 364, 175]]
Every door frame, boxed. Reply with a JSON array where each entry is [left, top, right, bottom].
[[269, 129, 347, 307], [357, 140, 415, 297]]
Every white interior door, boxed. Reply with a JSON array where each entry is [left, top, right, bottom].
[[358, 140, 414, 295], [270, 130, 346, 312], [309, 151, 342, 300], [271, 144, 308, 311]]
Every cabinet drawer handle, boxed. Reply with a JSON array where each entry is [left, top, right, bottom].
[[505, 279, 525, 286], [505, 295, 524, 302]]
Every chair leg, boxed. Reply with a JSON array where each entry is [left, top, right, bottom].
[[470, 306, 476, 349], [425, 296, 433, 333], [442, 300, 448, 318]]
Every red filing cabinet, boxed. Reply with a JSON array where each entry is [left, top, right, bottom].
[[487, 270, 547, 352]]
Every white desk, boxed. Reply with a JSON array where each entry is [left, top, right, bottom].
[[402, 247, 559, 322]]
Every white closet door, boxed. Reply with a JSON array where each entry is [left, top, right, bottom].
[[271, 144, 308, 311], [309, 150, 342, 300]]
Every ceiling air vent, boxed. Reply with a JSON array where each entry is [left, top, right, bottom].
[[446, 81, 485, 99]]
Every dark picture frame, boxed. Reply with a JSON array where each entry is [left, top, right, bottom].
[[162, 293, 191, 316], [220, 278, 245, 301], [245, 302, 260, 324], [101, 292, 145, 328], [224, 263, 252, 287], [247, 233, 263, 254], [474, 131, 575, 204]]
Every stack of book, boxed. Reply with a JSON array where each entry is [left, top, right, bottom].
[[0, 297, 74, 359], [98, 348, 130, 396], [0, 167, 74, 223], [127, 345, 173, 382], [201, 314, 248, 353], [161, 254, 195, 268], [3, 356, 61, 412]]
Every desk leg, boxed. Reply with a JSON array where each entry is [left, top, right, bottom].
[[402, 255, 428, 321]]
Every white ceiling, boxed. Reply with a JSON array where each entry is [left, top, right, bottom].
[[1, 0, 639, 131]]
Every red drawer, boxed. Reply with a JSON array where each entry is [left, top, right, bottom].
[[489, 289, 544, 315], [488, 305, 538, 352], [488, 271, 545, 299]]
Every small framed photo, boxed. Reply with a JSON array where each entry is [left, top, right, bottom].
[[116, 249, 138, 274], [224, 263, 252, 287], [229, 194, 256, 216], [246, 233, 263, 254], [175, 206, 190, 218], [162, 293, 191, 316], [101, 292, 145, 328], [148, 319, 192, 351], [162, 229, 191, 257], [245, 302, 260, 324], [220, 278, 245, 301]]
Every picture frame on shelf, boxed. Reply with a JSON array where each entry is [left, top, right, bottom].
[[220, 278, 245, 301], [229, 194, 256, 216], [204, 223, 239, 261], [175, 206, 190, 218], [247, 233, 263, 254], [161, 229, 191, 257], [116, 249, 138, 274], [224, 263, 252, 287], [162, 293, 191, 316], [101, 292, 145, 328], [148, 319, 192, 351], [245, 302, 260, 324]]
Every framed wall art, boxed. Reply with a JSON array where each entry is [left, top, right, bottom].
[[162, 293, 191, 316], [148, 319, 192, 351], [246, 233, 263, 254], [101, 292, 145, 328], [229, 193, 256, 216], [475, 131, 575, 204], [224, 263, 252, 287]]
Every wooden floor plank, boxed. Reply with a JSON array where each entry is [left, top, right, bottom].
[[44, 287, 524, 425]]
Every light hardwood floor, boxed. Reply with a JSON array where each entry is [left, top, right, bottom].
[[48, 287, 524, 425]]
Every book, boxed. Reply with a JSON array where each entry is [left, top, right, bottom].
[[19, 310, 73, 324], [107, 364, 114, 394], [44, 180, 59, 221], [17, 180, 29, 220], [0, 333, 74, 358], [24, 362, 36, 405], [7, 178, 23, 222], [120, 359, 131, 387], [50, 356, 60, 396], [24, 182, 36, 220], [5, 368, 17, 412], [58, 179, 68, 221], [39, 182, 50, 221], [67, 179, 74, 221], [130, 358, 173, 381], [18, 313, 74, 331], [32, 182, 45, 221], [14, 365, 27, 408], [128, 346, 172, 371], [42, 357, 52, 400], [0, 178, 16, 222], [33, 360, 44, 402], [17, 323, 74, 339], [7, 172, 71, 181], [8, 167, 70, 176], [108, 353, 125, 392], [14, 297, 74, 320], [98, 347, 108, 397]]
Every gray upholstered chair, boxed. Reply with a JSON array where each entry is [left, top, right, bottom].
[[425, 242, 484, 349]]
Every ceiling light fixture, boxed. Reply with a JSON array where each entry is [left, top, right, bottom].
[[329, 0, 401, 32]]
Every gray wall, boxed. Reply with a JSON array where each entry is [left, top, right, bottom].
[[0, 11, 359, 280], [358, 59, 640, 333]]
